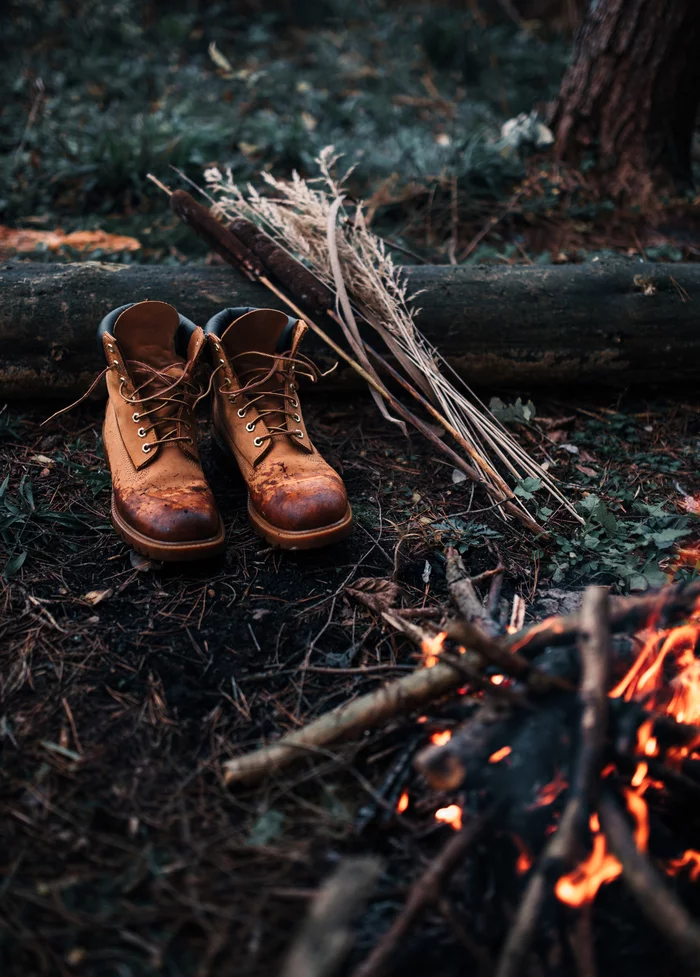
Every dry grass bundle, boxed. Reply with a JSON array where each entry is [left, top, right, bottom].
[[204, 149, 579, 526]]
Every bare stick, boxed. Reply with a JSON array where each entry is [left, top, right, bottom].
[[599, 791, 700, 973], [224, 652, 477, 786], [281, 857, 383, 977], [445, 547, 502, 635], [351, 807, 495, 977], [495, 586, 612, 977], [572, 586, 611, 816]]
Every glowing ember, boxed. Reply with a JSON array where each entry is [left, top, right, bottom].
[[396, 791, 409, 814], [488, 745, 512, 764], [430, 730, 452, 746], [491, 674, 505, 685], [667, 849, 700, 881], [509, 615, 565, 653], [435, 804, 463, 831], [421, 631, 447, 668], [528, 768, 569, 809], [513, 835, 533, 874]]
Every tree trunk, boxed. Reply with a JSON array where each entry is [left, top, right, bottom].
[[3, 259, 700, 398], [554, 0, 700, 203]]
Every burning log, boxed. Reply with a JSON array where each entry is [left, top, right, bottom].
[[350, 572, 700, 977]]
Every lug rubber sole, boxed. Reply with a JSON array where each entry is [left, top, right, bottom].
[[111, 495, 226, 562], [213, 430, 352, 549]]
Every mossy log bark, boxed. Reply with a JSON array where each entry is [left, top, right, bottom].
[[2, 258, 700, 399]]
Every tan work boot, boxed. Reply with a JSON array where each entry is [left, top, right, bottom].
[[205, 307, 352, 549], [98, 301, 225, 561]]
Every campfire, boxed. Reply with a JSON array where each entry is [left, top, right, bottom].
[[238, 551, 700, 977], [370, 560, 700, 977]]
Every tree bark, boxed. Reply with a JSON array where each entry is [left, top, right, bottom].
[[3, 259, 700, 399], [554, 0, 700, 202]]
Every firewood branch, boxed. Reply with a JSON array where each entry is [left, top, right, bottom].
[[223, 654, 472, 786], [494, 586, 612, 977], [599, 791, 700, 973], [351, 806, 496, 977]]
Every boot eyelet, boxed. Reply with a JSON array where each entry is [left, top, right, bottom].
[[219, 359, 225, 365], [292, 413, 301, 423], [237, 408, 247, 418], [291, 399, 298, 408], [295, 430, 304, 439], [142, 443, 152, 453], [245, 421, 256, 432], [112, 360, 119, 367], [224, 377, 231, 388], [186, 438, 194, 444], [107, 343, 114, 351], [253, 437, 264, 447], [132, 412, 140, 422], [137, 427, 147, 437]]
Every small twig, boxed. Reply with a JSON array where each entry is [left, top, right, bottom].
[[351, 806, 495, 977], [281, 857, 383, 977], [495, 586, 612, 977], [599, 791, 700, 973]]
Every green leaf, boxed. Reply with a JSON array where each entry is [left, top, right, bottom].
[[246, 809, 285, 847], [3, 551, 27, 578], [514, 476, 542, 500]]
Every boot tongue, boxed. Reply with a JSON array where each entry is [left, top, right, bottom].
[[114, 301, 182, 370], [221, 309, 293, 434], [220, 308, 290, 368]]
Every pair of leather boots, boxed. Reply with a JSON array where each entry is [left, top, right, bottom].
[[98, 300, 352, 560]]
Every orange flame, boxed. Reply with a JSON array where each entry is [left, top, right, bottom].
[[421, 631, 447, 668], [396, 791, 409, 814], [435, 804, 463, 831], [431, 730, 452, 746], [609, 607, 700, 766], [491, 674, 505, 685], [556, 791, 648, 907], [667, 849, 700, 881], [489, 745, 512, 764]]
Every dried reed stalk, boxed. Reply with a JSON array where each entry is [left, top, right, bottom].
[[203, 149, 580, 524]]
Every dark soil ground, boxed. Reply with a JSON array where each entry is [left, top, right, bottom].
[[2, 392, 700, 977]]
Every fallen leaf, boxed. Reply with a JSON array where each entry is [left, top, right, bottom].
[[0, 226, 140, 256], [346, 577, 402, 613], [82, 588, 113, 606], [575, 464, 598, 478], [31, 454, 54, 466]]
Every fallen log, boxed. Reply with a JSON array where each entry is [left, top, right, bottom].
[[3, 258, 700, 398]]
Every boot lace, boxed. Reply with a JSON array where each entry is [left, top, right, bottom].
[[217, 351, 336, 449], [44, 359, 211, 455], [120, 361, 207, 453]]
